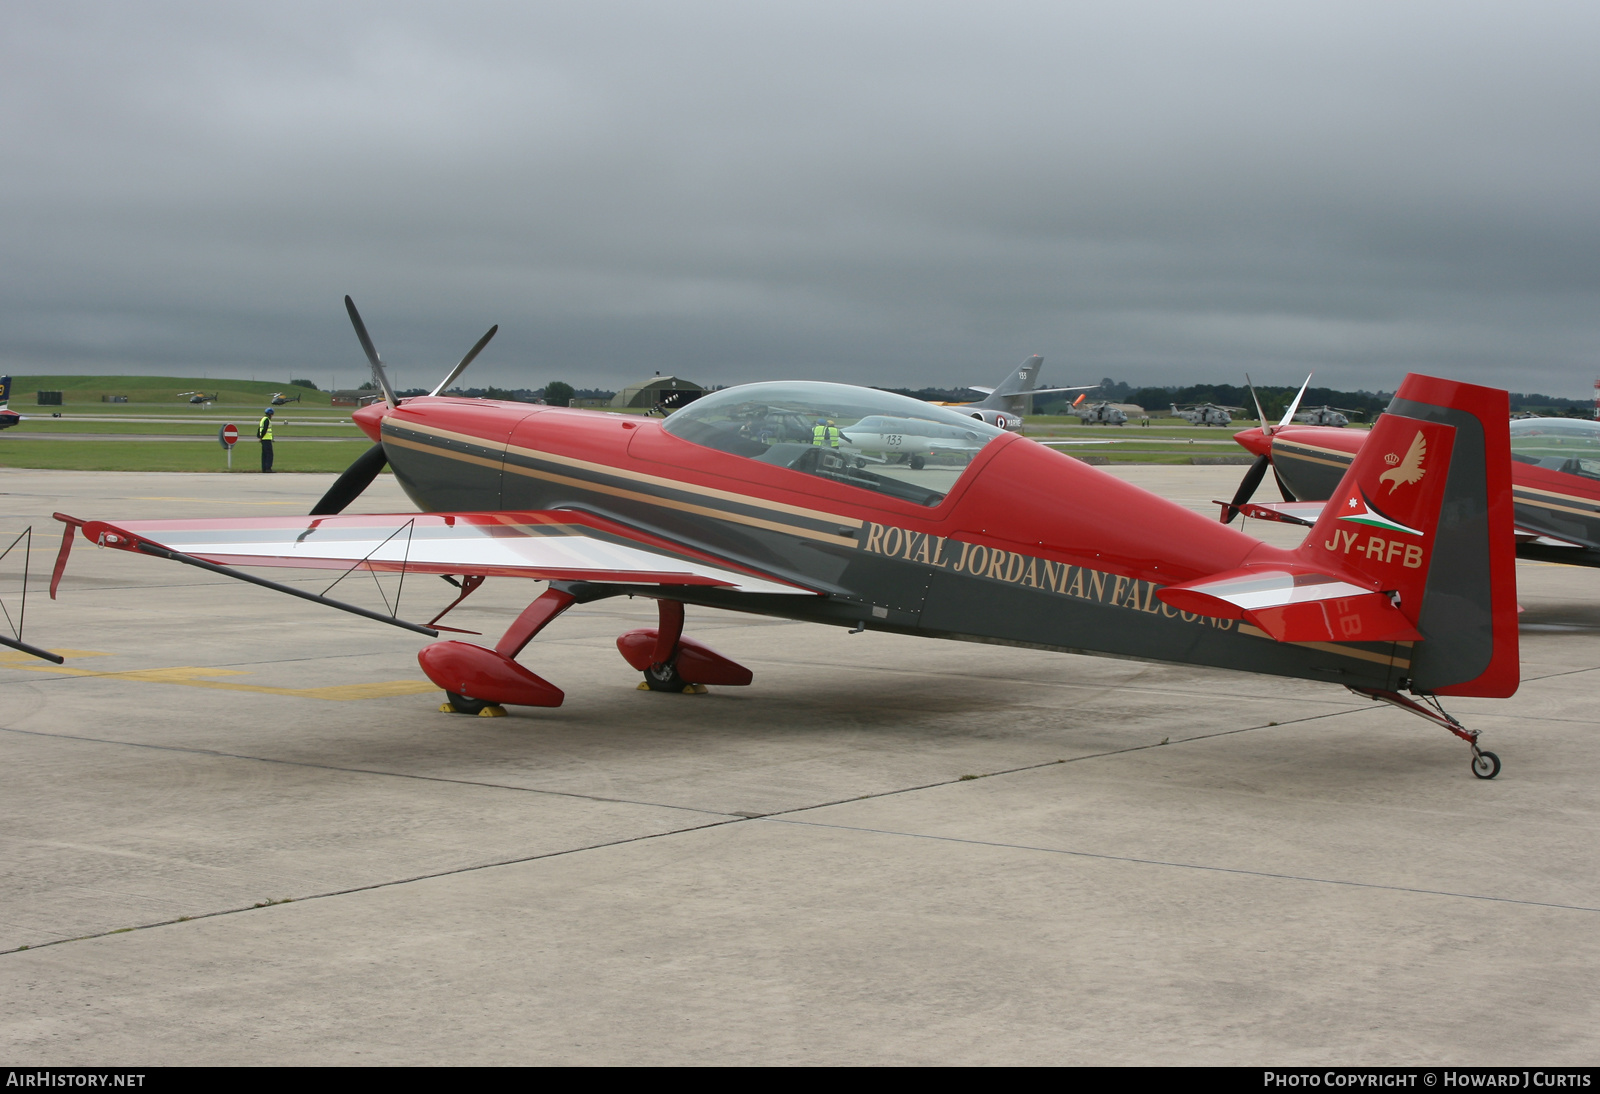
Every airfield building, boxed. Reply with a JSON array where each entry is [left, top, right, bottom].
[[612, 374, 707, 411]]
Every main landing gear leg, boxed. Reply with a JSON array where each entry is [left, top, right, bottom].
[[1349, 687, 1501, 779], [419, 587, 578, 715], [616, 598, 754, 694]]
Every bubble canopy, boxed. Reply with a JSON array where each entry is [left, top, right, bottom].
[[1510, 416, 1600, 479], [662, 381, 1009, 506]]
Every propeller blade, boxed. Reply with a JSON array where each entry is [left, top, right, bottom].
[[1277, 373, 1313, 431], [430, 324, 500, 397], [309, 442, 389, 516], [1245, 374, 1269, 432], [1275, 465, 1294, 502], [1221, 452, 1271, 524], [344, 296, 398, 409]]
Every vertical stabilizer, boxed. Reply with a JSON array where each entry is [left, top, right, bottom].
[[974, 355, 1046, 414], [1297, 375, 1516, 697]]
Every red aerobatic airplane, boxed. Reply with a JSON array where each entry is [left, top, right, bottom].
[[48, 299, 1518, 778], [1222, 395, 1600, 571]]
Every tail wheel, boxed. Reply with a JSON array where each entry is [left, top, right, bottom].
[[1471, 750, 1501, 780], [643, 661, 686, 692]]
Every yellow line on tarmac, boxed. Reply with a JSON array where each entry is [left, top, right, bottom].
[[0, 650, 438, 701]]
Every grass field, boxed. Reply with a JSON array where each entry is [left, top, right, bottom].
[[0, 439, 378, 473], [7, 374, 337, 408], [2, 377, 369, 467], [4, 418, 368, 436]]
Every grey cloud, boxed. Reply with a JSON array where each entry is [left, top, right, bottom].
[[3, 1, 1599, 396]]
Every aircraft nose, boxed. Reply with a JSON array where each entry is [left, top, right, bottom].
[[352, 400, 389, 443], [1233, 426, 1272, 457]]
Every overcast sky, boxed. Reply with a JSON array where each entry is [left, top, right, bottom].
[[4, 1, 1598, 396]]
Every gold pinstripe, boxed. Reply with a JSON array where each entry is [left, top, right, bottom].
[[1274, 442, 1356, 470], [1512, 487, 1600, 520], [382, 433, 505, 473], [1238, 624, 1413, 669]]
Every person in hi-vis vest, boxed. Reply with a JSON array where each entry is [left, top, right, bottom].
[[257, 408, 276, 473], [811, 419, 841, 447]]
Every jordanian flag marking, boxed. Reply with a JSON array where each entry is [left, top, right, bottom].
[[1338, 490, 1424, 537]]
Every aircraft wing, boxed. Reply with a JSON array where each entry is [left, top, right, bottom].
[[54, 510, 820, 604]]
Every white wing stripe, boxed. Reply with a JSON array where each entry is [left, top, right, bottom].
[[151, 529, 807, 596]]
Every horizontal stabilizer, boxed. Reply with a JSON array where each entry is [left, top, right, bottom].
[[1158, 565, 1421, 643], [1212, 499, 1325, 527], [1514, 528, 1588, 548]]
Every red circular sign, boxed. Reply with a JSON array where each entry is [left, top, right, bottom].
[[221, 424, 238, 446]]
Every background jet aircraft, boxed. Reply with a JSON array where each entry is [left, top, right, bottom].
[[951, 355, 1094, 430], [837, 414, 993, 469]]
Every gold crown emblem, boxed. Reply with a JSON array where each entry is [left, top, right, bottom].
[[1384, 452, 1400, 466]]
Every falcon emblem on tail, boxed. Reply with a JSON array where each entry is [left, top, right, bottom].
[[1379, 430, 1427, 493]]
